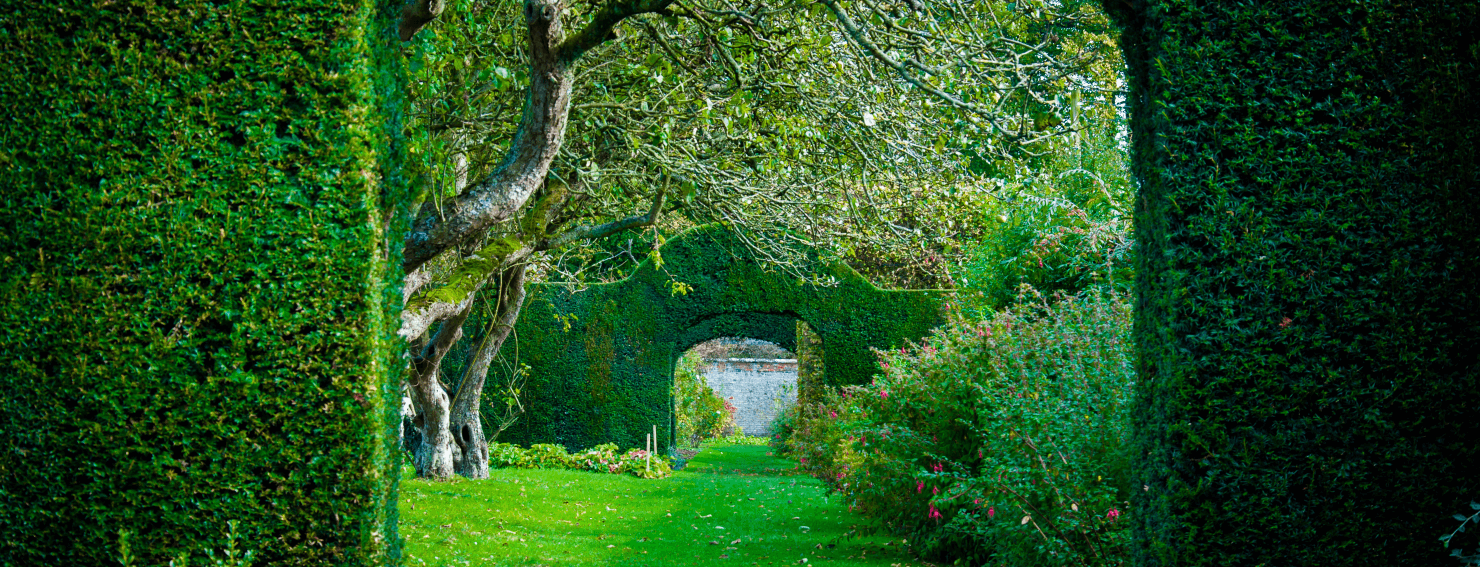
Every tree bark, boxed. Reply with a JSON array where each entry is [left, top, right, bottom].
[[408, 302, 473, 480], [400, 0, 574, 275], [450, 265, 528, 479]]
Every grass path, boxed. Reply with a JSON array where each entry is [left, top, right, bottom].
[[400, 443, 928, 566]]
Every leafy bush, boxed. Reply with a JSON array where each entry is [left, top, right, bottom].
[[787, 287, 1135, 566], [768, 402, 800, 455], [674, 351, 739, 445], [488, 442, 672, 479]]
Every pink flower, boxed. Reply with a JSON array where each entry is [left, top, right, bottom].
[[880, 391, 889, 399], [928, 504, 942, 520], [973, 499, 981, 505], [881, 362, 889, 370], [932, 487, 939, 496], [801, 457, 807, 464], [837, 472, 845, 480], [916, 481, 924, 494], [829, 411, 837, 418], [988, 506, 995, 519], [1106, 508, 1121, 521], [608, 464, 619, 473]]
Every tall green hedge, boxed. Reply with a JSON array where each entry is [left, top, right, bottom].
[[0, 0, 412, 564], [1105, 0, 1480, 564], [496, 225, 944, 453]]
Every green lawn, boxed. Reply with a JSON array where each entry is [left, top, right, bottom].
[[399, 443, 927, 566]]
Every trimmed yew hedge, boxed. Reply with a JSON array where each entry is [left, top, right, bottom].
[[496, 225, 945, 453], [0, 0, 413, 564], [1106, 0, 1480, 564]]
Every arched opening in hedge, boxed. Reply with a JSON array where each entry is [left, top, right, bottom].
[[673, 337, 797, 445], [488, 225, 945, 453]]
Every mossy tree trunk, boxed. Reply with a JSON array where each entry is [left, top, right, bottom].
[[449, 266, 528, 479]]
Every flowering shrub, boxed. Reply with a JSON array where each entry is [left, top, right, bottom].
[[488, 442, 673, 479], [674, 352, 739, 445], [787, 287, 1135, 566]]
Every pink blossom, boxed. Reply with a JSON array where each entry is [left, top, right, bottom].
[[928, 504, 942, 520], [1106, 508, 1121, 521], [916, 480, 924, 494], [829, 410, 837, 418], [837, 472, 845, 480], [881, 362, 889, 370], [880, 390, 889, 399], [801, 457, 807, 464], [988, 506, 995, 519], [973, 499, 981, 505], [932, 487, 939, 496]]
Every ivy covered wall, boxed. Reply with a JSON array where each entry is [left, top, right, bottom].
[[496, 225, 945, 452], [0, 0, 413, 564], [1106, 1, 1480, 564]]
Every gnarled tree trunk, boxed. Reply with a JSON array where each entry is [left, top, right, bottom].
[[407, 298, 474, 479], [450, 265, 528, 479]]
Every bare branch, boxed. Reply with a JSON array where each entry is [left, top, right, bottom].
[[536, 181, 668, 251], [558, 0, 675, 63]]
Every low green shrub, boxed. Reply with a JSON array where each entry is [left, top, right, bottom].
[[787, 287, 1135, 566], [710, 432, 769, 446], [488, 442, 673, 479]]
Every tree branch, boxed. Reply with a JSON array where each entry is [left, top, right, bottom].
[[401, 0, 574, 275], [399, 0, 446, 41], [557, 0, 675, 63], [535, 181, 668, 251]]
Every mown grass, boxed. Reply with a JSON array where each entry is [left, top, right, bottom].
[[400, 442, 930, 566]]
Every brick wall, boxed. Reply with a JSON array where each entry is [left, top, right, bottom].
[[702, 358, 798, 437]]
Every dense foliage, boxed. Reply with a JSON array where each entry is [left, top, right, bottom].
[[673, 351, 740, 445], [951, 120, 1135, 316], [487, 442, 673, 478], [0, 0, 412, 564], [1104, 1, 1480, 564], [782, 288, 1135, 566]]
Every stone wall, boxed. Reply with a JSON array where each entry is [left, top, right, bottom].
[[702, 358, 798, 437]]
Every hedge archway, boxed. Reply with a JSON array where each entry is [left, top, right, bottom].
[[494, 225, 945, 452]]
